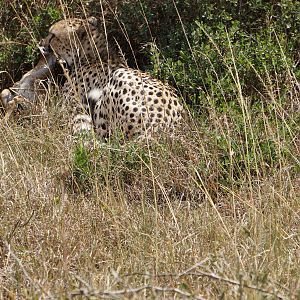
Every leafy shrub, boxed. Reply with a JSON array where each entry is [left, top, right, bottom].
[[0, 0, 299, 186], [114, 0, 299, 181], [0, 1, 63, 90]]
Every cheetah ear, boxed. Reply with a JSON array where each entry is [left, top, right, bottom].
[[87, 16, 98, 27]]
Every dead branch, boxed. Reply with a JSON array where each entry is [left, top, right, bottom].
[[122, 271, 287, 300], [71, 285, 205, 299]]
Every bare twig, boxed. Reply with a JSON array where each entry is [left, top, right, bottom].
[[7, 210, 35, 242], [19, 210, 35, 228], [122, 271, 287, 300], [71, 285, 205, 299], [177, 259, 210, 279], [0, 71, 15, 85], [71, 261, 287, 300], [6, 220, 21, 243], [4, 242, 53, 299]]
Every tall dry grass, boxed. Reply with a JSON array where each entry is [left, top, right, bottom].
[[1, 82, 299, 299], [0, 1, 300, 299]]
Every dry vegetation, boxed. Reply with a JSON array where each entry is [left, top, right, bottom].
[[0, 1, 300, 299], [1, 90, 299, 299]]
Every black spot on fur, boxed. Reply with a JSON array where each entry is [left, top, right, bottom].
[[87, 96, 96, 116]]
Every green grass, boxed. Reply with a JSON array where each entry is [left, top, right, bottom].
[[0, 1, 300, 299]]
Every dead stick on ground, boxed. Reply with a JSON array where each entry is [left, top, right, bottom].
[[71, 285, 205, 299], [123, 271, 287, 300]]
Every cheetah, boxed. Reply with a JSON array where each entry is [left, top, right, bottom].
[[1, 17, 184, 139]]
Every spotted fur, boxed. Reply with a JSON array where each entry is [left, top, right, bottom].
[[39, 17, 184, 139]]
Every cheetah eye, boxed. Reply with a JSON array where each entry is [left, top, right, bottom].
[[59, 58, 69, 69], [39, 33, 55, 55], [39, 45, 49, 55], [87, 17, 98, 27]]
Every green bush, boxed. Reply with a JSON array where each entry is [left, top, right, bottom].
[[0, 1, 63, 89], [114, 0, 299, 182], [0, 0, 299, 185]]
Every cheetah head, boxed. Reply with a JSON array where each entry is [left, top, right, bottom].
[[39, 17, 107, 68]]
